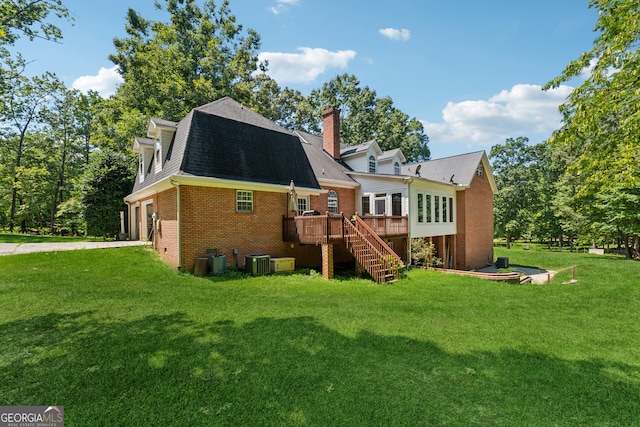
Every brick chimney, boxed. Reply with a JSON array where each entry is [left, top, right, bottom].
[[322, 107, 341, 159]]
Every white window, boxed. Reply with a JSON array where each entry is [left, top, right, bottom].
[[328, 190, 338, 214], [297, 196, 309, 216], [476, 165, 484, 177], [368, 155, 376, 173], [138, 154, 145, 183], [374, 193, 386, 215], [442, 197, 448, 223], [361, 196, 371, 215], [154, 141, 162, 173], [394, 162, 400, 175], [236, 190, 253, 212]]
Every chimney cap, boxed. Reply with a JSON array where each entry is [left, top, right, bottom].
[[322, 107, 340, 117]]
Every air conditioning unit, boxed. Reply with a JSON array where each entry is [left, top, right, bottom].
[[245, 254, 270, 275]]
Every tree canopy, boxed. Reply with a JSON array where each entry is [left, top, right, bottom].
[[105, 0, 262, 149], [0, 0, 70, 84], [0, 0, 432, 235], [252, 73, 430, 162], [543, 0, 640, 256]]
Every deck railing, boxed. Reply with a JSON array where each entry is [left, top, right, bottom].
[[283, 214, 344, 245], [284, 214, 408, 243], [360, 215, 408, 237], [353, 215, 403, 265]]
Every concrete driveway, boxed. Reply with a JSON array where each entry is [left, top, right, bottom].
[[0, 240, 148, 256]]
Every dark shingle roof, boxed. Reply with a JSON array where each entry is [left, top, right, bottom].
[[181, 111, 320, 188], [130, 100, 322, 194], [340, 140, 375, 157], [195, 97, 290, 134], [295, 130, 356, 184], [402, 151, 487, 187]]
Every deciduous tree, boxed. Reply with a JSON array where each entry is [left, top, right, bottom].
[[544, 0, 640, 257], [106, 0, 262, 149], [0, 70, 63, 231], [490, 137, 540, 248]]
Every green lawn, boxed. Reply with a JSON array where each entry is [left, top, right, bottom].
[[0, 246, 639, 426]]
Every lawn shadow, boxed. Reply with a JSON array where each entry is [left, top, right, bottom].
[[1, 312, 638, 426]]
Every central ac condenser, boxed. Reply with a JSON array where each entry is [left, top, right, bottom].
[[245, 254, 270, 275]]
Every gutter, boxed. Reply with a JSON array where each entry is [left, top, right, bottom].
[[170, 177, 182, 270]]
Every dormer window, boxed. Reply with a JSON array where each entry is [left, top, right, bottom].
[[368, 155, 376, 173], [394, 162, 400, 175], [138, 154, 145, 183], [154, 141, 162, 173]]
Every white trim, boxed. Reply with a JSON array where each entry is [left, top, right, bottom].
[[141, 199, 154, 241], [347, 172, 456, 190], [125, 175, 325, 203], [317, 178, 360, 189]]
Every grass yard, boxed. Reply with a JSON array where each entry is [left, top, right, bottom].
[[0, 232, 105, 244], [0, 246, 639, 426]]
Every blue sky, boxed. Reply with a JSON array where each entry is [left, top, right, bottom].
[[14, 0, 598, 159]]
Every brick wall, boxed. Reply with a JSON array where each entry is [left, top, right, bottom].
[[455, 172, 495, 270], [455, 191, 467, 269], [310, 185, 356, 217], [132, 184, 360, 273], [155, 188, 179, 267]]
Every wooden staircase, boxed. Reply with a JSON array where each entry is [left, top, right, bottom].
[[287, 213, 405, 284], [342, 216, 403, 284]]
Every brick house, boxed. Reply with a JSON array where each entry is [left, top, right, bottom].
[[125, 97, 496, 280]]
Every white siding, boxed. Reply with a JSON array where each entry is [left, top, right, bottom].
[[378, 153, 403, 175], [409, 180, 456, 237], [344, 147, 380, 173], [159, 129, 175, 164], [355, 176, 408, 216]]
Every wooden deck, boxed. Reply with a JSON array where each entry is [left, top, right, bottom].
[[282, 213, 407, 284], [283, 214, 408, 244]]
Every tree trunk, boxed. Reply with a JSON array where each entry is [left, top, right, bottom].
[[569, 232, 575, 252], [50, 132, 69, 233], [506, 234, 511, 249], [9, 126, 29, 233]]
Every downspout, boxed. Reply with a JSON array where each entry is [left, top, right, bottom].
[[170, 177, 182, 270], [405, 177, 413, 267], [124, 201, 130, 239]]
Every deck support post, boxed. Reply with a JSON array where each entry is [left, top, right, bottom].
[[321, 243, 334, 280], [355, 259, 364, 277]]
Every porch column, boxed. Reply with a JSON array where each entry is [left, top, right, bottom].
[[451, 234, 457, 270], [321, 243, 334, 280]]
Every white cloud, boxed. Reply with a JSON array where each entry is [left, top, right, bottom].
[[258, 47, 356, 84], [270, 0, 300, 14], [72, 66, 123, 97], [423, 84, 574, 149], [379, 28, 410, 41]]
